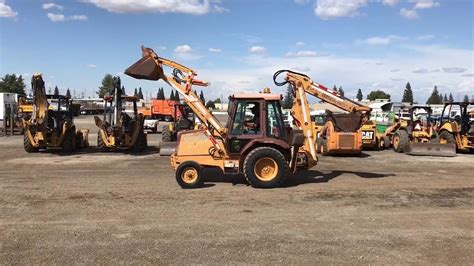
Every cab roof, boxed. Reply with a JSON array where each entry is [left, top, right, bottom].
[[230, 93, 282, 101]]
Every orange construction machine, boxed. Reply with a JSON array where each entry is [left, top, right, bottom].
[[140, 99, 181, 122]]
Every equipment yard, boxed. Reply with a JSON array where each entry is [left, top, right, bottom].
[[1, 116, 473, 264]]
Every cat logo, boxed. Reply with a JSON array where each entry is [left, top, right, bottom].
[[362, 131, 374, 140]]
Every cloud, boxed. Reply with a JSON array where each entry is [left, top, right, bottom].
[[296, 41, 305, 47], [400, 8, 418, 19], [175, 45, 193, 53], [417, 34, 435, 41], [390, 69, 400, 72], [87, 64, 97, 68], [82, 0, 224, 15], [0, 0, 17, 18], [314, 0, 368, 20], [412, 0, 440, 9], [42, 3, 63, 10], [209, 48, 222, 53], [442, 67, 467, 73], [390, 77, 404, 81], [461, 73, 474, 77], [359, 35, 403, 45], [69, 15, 88, 20], [412, 68, 429, 74], [294, 0, 310, 4], [293, 66, 311, 72], [47, 13, 65, 22], [382, 0, 398, 6], [249, 46, 266, 54], [47, 13, 88, 22], [286, 50, 328, 57]]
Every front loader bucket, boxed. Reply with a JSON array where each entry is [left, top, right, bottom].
[[124, 46, 165, 81], [159, 141, 176, 156], [407, 143, 456, 157]]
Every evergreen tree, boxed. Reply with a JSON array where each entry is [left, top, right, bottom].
[[426, 86, 443, 104], [157, 87, 165, 100], [332, 85, 337, 91], [175, 91, 180, 102], [449, 93, 454, 103], [199, 90, 205, 104], [0, 74, 26, 95], [66, 88, 71, 98], [97, 74, 114, 97], [138, 87, 144, 100], [206, 100, 216, 109], [443, 93, 448, 103], [282, 85, 294, 109], [402, 82, 414, 104], [464, 95, 470, 103], [356, 88, 363, 101], [134, 88, 138, 97], [121, 85, 126, 95], [338, 86, 344, 97], [367, 90, 391, 101], [53, 86, 59, 96], [170, 90, 175, 100]]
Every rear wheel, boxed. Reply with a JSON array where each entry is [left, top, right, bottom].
[[62, 129, 76, 153], [23, 133, 39, 153], [133, 130, 147, 152], [176, 161, 204, 189], [439, 130, 455, 145], [162, 125, 172, 142], [97, 130, 110, 152], [393, 130, 410, 153], [243, 147, 289, 188]]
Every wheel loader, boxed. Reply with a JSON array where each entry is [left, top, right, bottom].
[[22, 74, 89, 153], [94, 77, 147, 152], [437, 102, 474, 153], [384, 106, 456, 156]]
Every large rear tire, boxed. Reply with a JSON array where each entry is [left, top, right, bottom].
[[393, 130, 410, 153], [62, 129, 76, 153], [97, 130, 110, 152], [439, 130, 455, 145], [133, 130, 147, 152], [162, 125, 172, 142], [176, 161, 204, 189], [23, 133, 39, 153], [243, 147, 289, 188]]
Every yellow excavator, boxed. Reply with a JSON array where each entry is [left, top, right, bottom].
[[22, 74, 89, 152], [273, 70, 371, 156], [437, 102, 473, 153], [94, 76, 147, 152], [125, 46, 371, 189]]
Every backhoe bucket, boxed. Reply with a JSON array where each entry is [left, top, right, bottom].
[[407, 143, 456, 157], [159, 141, 176, 156], [124, 46, 165, 81]]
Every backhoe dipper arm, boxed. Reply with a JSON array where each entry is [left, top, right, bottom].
[[274, 70, 372, 162], [125, 46, 226, 154]]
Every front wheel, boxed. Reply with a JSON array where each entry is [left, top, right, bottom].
[[23, 133, 39, 153], [243, 147, 289, 188], [176, 161, 204, 189], [393, 130, 410, 153]]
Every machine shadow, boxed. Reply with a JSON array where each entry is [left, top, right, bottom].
[[202, 168, 394, 188], [54, 146, 160, 156]]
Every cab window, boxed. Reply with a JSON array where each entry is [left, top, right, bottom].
[[266, 101, 286, 139]]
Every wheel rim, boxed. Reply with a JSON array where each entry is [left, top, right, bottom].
[[254, 157, 278, 182], [393, 135, 400, 149], [181, 167, 198, 184]]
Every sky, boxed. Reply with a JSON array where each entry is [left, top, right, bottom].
[[0, 0, 473, 103]]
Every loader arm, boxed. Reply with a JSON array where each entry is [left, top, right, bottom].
[[274, 70, 372, 162], [125, 46, 227, 155]]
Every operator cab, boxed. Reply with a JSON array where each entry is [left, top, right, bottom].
[[226, 92, 286, 154]]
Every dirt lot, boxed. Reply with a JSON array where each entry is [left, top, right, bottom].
[[1, 116, 473, 264]]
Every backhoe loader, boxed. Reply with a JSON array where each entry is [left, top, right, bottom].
[[125, 46, 317, 189], [437, 102, 474, 153], [94, 77, 147, 152], [272, 70, 371, 156], [383, 106, 456, 156], [22, 74, 89, 152]]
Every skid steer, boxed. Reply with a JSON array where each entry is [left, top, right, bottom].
[[94, 77, 147, 152], [384, 106, 456, 156], [22, 74, 89, 152], [437, 102, 474, 153]]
